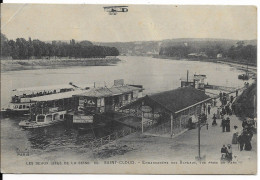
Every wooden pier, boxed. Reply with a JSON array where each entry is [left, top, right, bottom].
[[204, 84, 238, 92]]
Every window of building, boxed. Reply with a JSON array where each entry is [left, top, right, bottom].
[[37, 115, 45, 122]]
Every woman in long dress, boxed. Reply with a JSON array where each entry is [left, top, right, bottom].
[[232, 126, 238, 144], [244, 130, 253, 151], [226, 144, 232, 162]]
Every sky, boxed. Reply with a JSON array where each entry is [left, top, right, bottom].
[[1, 4, 257, 42]]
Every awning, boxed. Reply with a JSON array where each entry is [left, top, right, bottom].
[[13, 84, 75, 92], [29, 90, 86, 102], [75, 85, 143, 98]]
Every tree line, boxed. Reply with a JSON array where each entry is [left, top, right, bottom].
[[0, 33, 119, 59], [159, 41, 257, 64]]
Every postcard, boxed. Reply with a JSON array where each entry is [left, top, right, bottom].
[[0, 4, 257, 174]]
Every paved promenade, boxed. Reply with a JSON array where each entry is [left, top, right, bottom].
[[105, 89, 256, 165]]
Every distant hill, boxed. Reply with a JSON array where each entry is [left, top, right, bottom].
[[94, 41, 161, 56], [93, 38, 257, 56]]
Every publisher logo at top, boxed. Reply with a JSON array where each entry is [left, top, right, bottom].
[[103, 6, 128, 15]]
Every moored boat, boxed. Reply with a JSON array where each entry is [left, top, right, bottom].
[[18, 89, 86, 129], [19, 111, 67, 129], [2, 83, 91, 117]]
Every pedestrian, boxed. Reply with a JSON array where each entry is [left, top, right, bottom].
[[219, 91, 223, 101], [221, 145, 228, 161], [244, 130, 253, 151], [226, 144, 233, 162], [222, 106, 226, 115], [212, 113, 217, 126], [225, 105, 229, 115], [221, 118, 226, 132], [188, 117, 193, 130], [232, 126, 239, 144], [238, 130, 246, 151], [228, 105, 232, 116], [242, 119, 248, 129], [223, 97, 227, 105], [203, 104, 206, 113], [236, 90, 238, 97], [226, 117, 231, 132], [213, 98, 217, 106], [231, 104, 235, 114], [208, 105, 211, 114], [216, 107, 221, 119]]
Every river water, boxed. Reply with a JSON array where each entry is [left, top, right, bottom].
[[0, 56, 247, 162]]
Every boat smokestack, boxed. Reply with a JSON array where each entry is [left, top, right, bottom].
[[187, 70, 189, 83]]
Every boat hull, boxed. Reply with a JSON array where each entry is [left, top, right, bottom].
[[1, 109, 29, 118], [19, 119, 65, 129]]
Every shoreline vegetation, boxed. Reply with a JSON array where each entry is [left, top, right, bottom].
[[152, 55, 257, 74], [153, 54, 257, 67], [232, 83, 257, 119], [0, 33, 121, 72], [0, 57, 121, 72], [157, 40, 257, 66]]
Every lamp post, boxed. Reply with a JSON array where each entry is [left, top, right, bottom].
[[196, 105, 208, 161]]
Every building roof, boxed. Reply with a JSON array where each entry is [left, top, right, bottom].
[[13, 83, 93, 93], [75, 85, 143, 98], [121, 86, 210, 114], [29, 90, 86, 102], [148, 86, 210, 113], [13, 84, 75, 92]]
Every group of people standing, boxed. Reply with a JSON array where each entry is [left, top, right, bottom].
[[217, 89, 254, 162], [221, 144, 233, 162], [221, 117, 231, 132], [233, 120, 254, 151]]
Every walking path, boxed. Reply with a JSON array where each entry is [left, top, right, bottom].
[[103, 88, 256, 166]]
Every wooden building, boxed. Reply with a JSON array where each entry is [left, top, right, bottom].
[[73, 84, 143, 115], [121, 86, 211, 137]]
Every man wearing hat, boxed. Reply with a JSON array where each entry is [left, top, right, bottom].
[[226, 117, 231, 132]]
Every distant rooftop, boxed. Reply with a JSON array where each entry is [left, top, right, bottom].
[[75, 85, 143, 98]]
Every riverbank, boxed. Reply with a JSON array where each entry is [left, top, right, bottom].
[[0, 57, 121, 72], [153, 55, 257, 75], [153, 55, 256, 66]]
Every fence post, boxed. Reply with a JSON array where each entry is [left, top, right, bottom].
[[170, 114, 173, 138]]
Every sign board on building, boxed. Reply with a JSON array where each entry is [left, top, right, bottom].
[[114, 79, 124, 86], [141, 105, 152, 113], [73, 115, 94, 123]]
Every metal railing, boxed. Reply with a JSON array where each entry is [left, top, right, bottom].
[[145, 119, 187, 137], [90, 127, 138, 149]]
